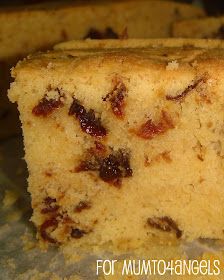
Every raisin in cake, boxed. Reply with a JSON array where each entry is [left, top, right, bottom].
[[172, 16, 224, 39], [8, 39, 224, 250], [0, 0, 205, 139]]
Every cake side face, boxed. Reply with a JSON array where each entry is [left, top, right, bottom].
[[172, 17, 224, 39], [8, 46, 224, 250]]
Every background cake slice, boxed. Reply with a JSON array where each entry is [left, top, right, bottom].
[[0, 0, 205, 60], [9, 39, 224, 251], [172, 16, 224, 39]]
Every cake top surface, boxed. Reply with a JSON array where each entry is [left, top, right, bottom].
[[9, 39, 224, 106], [10, 39, 224, 100], [13, 39, 224, 73]]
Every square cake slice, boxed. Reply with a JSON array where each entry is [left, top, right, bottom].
[[8, 39, 224, 251]]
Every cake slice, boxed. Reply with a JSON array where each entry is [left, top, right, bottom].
[[0, 0, 205, 139], [172, 16, 224, 39], [8, 39, 224, 251]]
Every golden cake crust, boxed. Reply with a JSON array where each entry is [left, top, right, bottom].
[[12, 39, 224, 75]]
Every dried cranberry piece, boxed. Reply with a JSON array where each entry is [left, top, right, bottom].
[[99, 149, 132, 186], [69, 98, 107, 137], [71, 228, 86, 239], [166, 79, 204, 102], [75, 142, 107, 172], [147, 216, 182, 239], [75, 155, 101, 172], [103, 81, 127, 118], [76, 146, 132, 187], [41, 197, 59, 214], [136, 120, 164, 139], [41, 205, 59, 214], [40, 217, 58, 243], [99, 155, 122, 185], [32, 92, 63, 116], [44, 197, 56, 204], [75, 201, 91, 213], [94, 141, 107, 153], [84, 27, 118, 39], [135, 111, 174, 140]]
